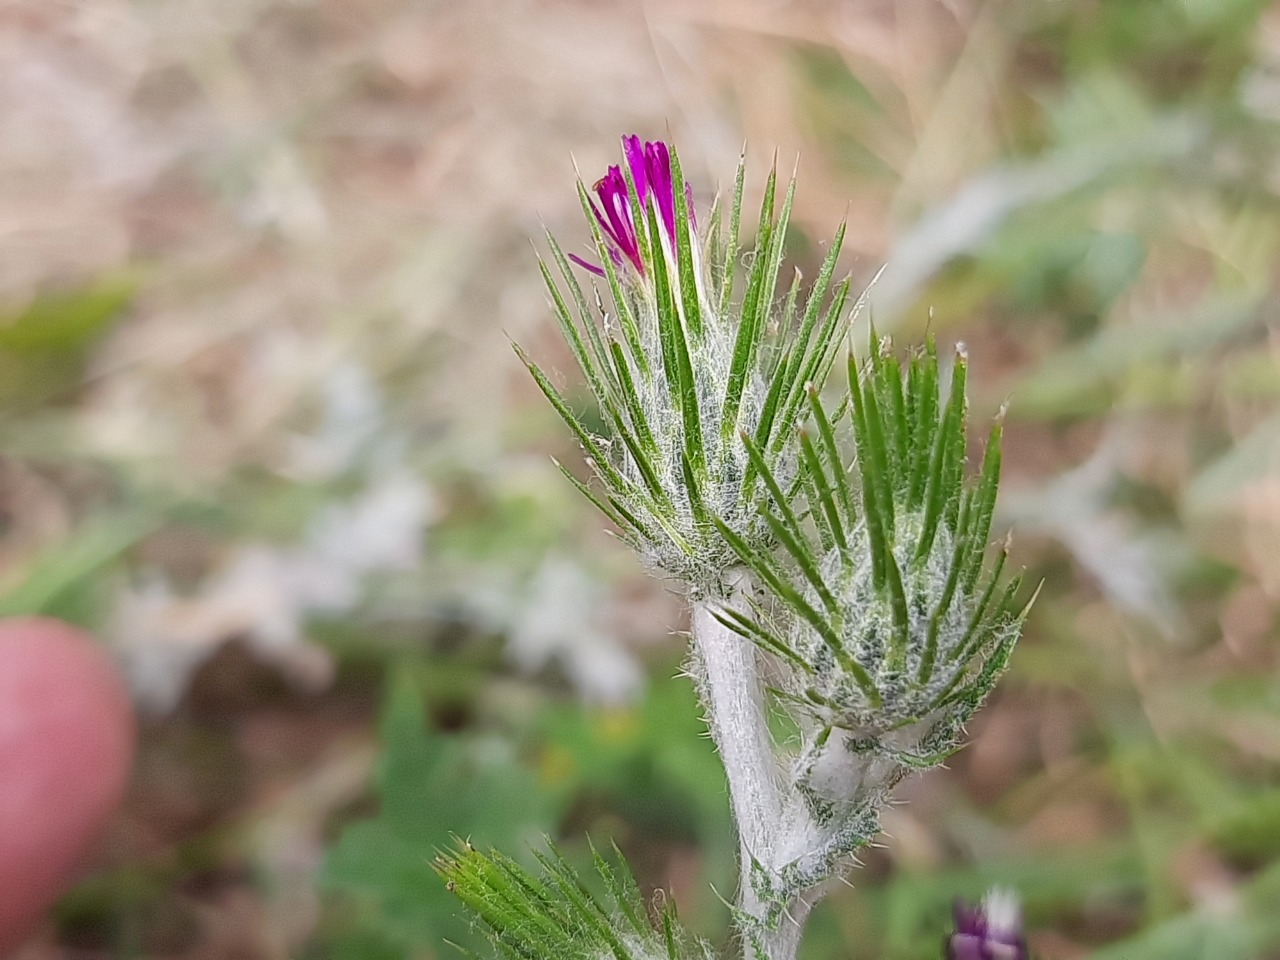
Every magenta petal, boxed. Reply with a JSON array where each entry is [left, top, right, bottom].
[[574, 135, 695, 280], [622, 134, 648, 202], [586, 194, 616, 246], [945, 934, 988, 960], [581, 165, 644, 275], [596, 168, 642, 270], [644, 141, 677, 240], [946, 898, 1028, 960], [953, 901, 987, 938], [568, 253, 606, 277]]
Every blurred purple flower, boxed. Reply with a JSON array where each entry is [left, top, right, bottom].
[[946, 890, 1028, 960], [570, 134, 694, 277]]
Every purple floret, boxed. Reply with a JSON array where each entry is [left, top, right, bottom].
[[570, 134, 693, 278], [946, 892, 1028, 960]]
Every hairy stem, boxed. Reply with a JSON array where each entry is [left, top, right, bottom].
[[691, 595, 799, 960], [690, 597, 780, 864], [758, 887, 824, 960]]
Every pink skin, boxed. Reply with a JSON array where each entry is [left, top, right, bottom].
[[0, 618, 135, 953]]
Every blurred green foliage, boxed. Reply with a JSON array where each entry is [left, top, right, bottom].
[[320, 674, 562, 956], [6, 0, 1280, 957], [249, 0, 1280, 957], [319, 665, 735, 959], [0, 276, 135, 410]]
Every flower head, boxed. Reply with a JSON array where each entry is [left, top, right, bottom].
[[570, 134, 694, 277], [946, 890, 1028, 960], [720, 338, 1030, 738], [573, 162, 640, 275], [523, 135, 852, 591]]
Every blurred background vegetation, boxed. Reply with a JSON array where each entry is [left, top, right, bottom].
[[3, 0, 1279, 957]]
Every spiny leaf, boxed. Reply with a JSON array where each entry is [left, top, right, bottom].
[[759, 507, 840, 616], [876, 347, 909, 486], [755, 170, 797, 353], [941, 349, 970, 533], [712, 516, 845, 665], [918, 492, 972, 684], [961, 415, 1004, 596], [805, 383, 853, 518], [916, 346, 967, 563], [545, 231, 618, 396], [644, 199, 706, 482], [607, 340, 660, 461], [854, 335, 897, 538], [680, 450, 712, 531], [742, 349, 792, 500], [600, 390, 667, 503], [773, 221, 847, 405], [551, 457, 636, 539], [768, 276, 852, 459], [799, 427, 847, 553], [907, 337, 940, 509], [514, 345, 646, 508], [884, 547, 911, 671], [848, 351, 888, 588], [738, 428, 806, 542], [439, 841, 712, 960], [947, 548, 1011, 666], [571, 183, 648, 376], [537, 250, 613, 404], [711, 606, 812, 672], [717, 149, 748, 321], [591, 841, 647, 941], [722, 161, 778, 446], [669, 144, 705, 341]]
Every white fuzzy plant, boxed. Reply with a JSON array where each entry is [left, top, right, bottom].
[[438, 136, 1036, 960]]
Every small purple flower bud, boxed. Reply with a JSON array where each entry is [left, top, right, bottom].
[[946, 890, 1028, 960], [570, 162, 643, 276], [570, 134, 694, 278]]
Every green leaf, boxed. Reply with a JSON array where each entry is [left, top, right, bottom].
[[854, 335, 897, 538], [848, 351, 889, 589], [544, 233, 618, 397], [669, 145, 705, 341], [798, 427, 847, 553], [573, 182, 648, 376], [0, 508, 159, 620], [322, 676, 562, 954], [0, 274, 136, 351], [961, 417, 1004, 595], [514, 344, 658, 511], [907, 337, 940, 510], [607, 340, 660, 463], [722, 163, 778, 448], [739, 429, 806, 542], [645, 200, 706, 483], [805, 383, 853, 518], [919, 492, 972, 685], [766, 279, 853, 475], [711, 605, 812, 672], [717, 149, 748, 321], [438, 841, 714, 960], [759, 507, 839, 616], [916, 346, 967, 563]]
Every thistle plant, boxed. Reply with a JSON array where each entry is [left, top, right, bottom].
[[516, 134, 853, 590], [442, 135, 1035, 960], [696, 337, 1036, 960]]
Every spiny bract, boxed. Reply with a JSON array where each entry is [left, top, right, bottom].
[[715, 336, 1035, 755], [519, 135, 857, 594]]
